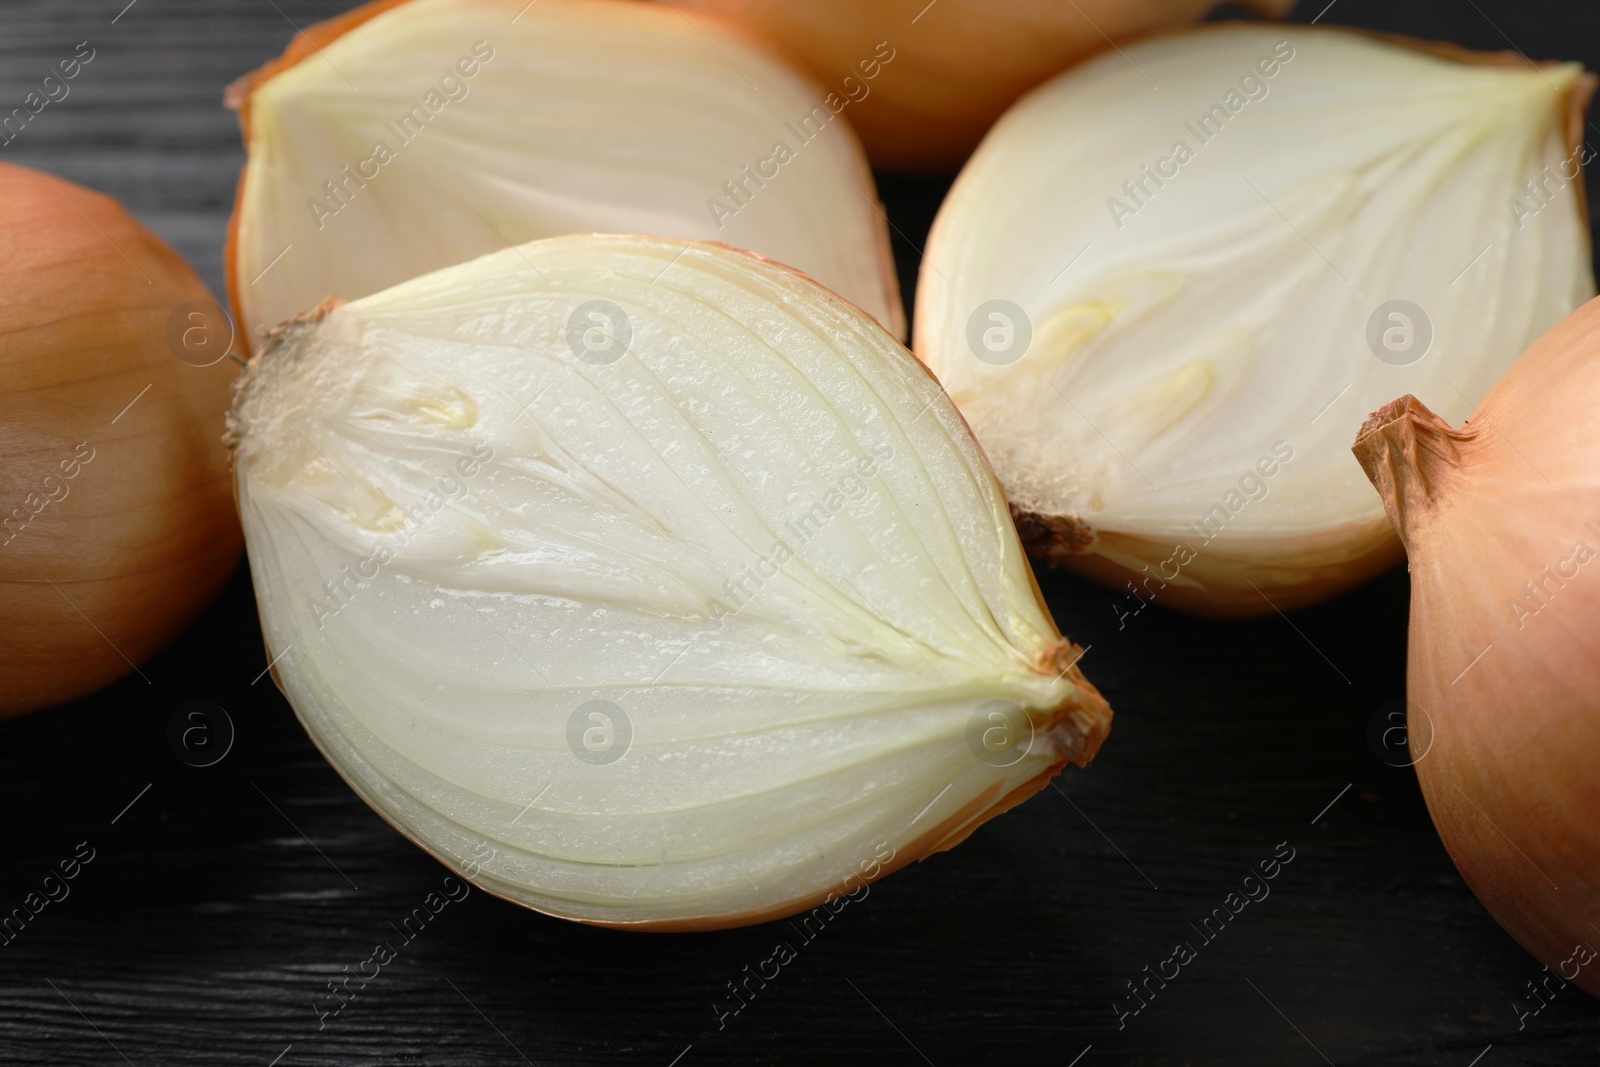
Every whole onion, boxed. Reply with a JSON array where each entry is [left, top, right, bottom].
[[0, 164, 241, 716], [1354, 296, 1600, 997], [672, 0, 1296, 171]]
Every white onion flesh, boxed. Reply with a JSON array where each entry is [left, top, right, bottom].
[[229, 235, 1109, 928], [915, 25, 1595, 615], [226, 0, 904, 350]]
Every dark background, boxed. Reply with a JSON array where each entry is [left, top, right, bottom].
[[3, 1, 1599, 1064]]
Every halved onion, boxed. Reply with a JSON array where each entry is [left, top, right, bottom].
[[229, 234, 1109, 929], [225, 0, 903, 352], [915, 25, 1596, 616]]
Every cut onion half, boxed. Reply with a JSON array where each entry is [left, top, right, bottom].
[[915, 25, 1596, 616], [225, 0, 904, 354], [228, 234, 1109, 929]]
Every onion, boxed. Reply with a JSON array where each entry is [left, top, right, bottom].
[[0, 163, 240, 717], [224, 0, 903, 355], [915, 25, 1596, 616], [671, 0, 1296, 172], [1353, 297, 1600, 999], [228, 234, 1110, 929]]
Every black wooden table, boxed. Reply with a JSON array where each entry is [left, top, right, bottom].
[[3, 1, 1599, 1064]]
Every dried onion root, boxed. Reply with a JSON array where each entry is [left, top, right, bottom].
[[229, 234, 1109, 929]]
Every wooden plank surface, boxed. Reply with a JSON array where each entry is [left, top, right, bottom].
[[3, 1, 1599, 1064]]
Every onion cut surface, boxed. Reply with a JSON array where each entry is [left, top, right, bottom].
[[229, 235, 1110, 929], [915, 25, 1596, 616], [225, 0, 903, 352]]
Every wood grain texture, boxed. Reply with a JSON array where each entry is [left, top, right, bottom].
[[3, 0, 1600, 1064]]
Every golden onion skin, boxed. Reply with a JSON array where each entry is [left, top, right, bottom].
[[1355, 297, 1600, 998], [1013, 507, 1403, 618], [0, 164, 240, 716], [670, 0, 1296, 172]]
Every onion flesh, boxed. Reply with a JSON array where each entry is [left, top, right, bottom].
[[225, 0, 904, 353], [229, 234, 1110, 929], [915, 25, 1596, 616]]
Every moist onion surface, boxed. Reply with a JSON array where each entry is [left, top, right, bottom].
[[915, 25, 1595, 613], [229, 235, 1109, 929], [227, 0, 904, 350]]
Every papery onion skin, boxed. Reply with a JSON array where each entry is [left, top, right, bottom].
[[0, 164, 241, 717], [224, 0, 904, 354], [229, 234, 1110, 930], [1354, 297, 1600, 998], [916, 25, 1597, 618], [670, 0, 1296, 172]]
